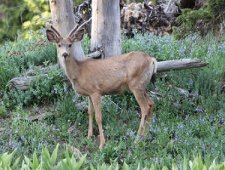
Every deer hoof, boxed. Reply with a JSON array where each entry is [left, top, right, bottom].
[[87, 133, 93, 139], [98, 135, 105, 149]]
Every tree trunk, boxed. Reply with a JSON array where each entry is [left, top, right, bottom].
[[49, 0, 85, 63], [91, 0, 121, 58], [7, 59, 208, 91]]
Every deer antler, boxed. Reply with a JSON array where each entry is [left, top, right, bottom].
[[68, 17, 92, 38], [50, 25, 62, 38]]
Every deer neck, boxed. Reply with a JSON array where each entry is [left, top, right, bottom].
[[63, 56, 81, 81]]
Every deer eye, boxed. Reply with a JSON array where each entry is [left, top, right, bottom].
[[68, 44, 72, 48], [58, 44, 61, 47]]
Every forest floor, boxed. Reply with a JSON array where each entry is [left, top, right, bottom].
[[0, 32, 225, 168]]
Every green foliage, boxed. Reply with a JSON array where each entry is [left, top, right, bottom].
[[0, 145, 225, 169], [0, 30, 56, 92], [0, 104, 7, 118], [73, 0, 84, 5], [0, 2, 25, 41], [22, 0, 50, 32], [0, 0, 89, 42], [0, 144, 87, 170], [207, 0, 225, 16], [122, 34, 183, 60], [174, 0, 225, 38], [174, 8, 212, 38], [0, 0, 50, 42]]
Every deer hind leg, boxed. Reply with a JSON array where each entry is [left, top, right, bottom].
[[131, 88, 154, 140], [87, 97, 94, 139], [146, 96, 154, 128], [90, 93, 105, 149]]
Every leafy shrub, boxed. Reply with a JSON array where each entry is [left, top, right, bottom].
[[0, 30, 56, 91], [0, 145, 225, 169], [0, 104, 7, 117], [174, 0, 225, 38], [4, 65, 65, 107], [0, 0, 50, 41], [0, 0, 89, 41]]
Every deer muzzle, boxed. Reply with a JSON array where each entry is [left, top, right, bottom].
[[62, 52, 69, 58]]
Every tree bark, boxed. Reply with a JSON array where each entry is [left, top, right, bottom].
[[49, 0, 85, 63], [91, 0, 121, 58], [8, 59, 208, 91]]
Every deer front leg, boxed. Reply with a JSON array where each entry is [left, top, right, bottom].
[[90, 93, 105, 149], [88, 97, 94, 139]]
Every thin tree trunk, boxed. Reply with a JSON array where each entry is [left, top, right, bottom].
[[49, 0, 85, 63], [91, 0, 121, 58]]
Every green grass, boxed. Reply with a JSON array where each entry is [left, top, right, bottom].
[[0, 32, 225, 168]]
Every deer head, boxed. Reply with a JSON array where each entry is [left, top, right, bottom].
[[46, 18, 91, 58]]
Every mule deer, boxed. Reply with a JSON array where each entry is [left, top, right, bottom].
[[46, 21, 157, 149]]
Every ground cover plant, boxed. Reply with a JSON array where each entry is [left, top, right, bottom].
[[1, 145, 225, 169], [0, 31, 225, 168]]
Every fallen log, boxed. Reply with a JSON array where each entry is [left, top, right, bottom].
[[157, 58, 208, 72], [8, 76, 33, 91], [86, 50, 102, 58], [7, 58, 208, 91], [28, 112, 54, 121]]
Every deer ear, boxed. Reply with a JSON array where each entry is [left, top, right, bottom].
[[46, 29, 61, 43], [69, 28, 85, 42]]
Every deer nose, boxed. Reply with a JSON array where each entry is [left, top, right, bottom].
[[62, 53, 69, 58]]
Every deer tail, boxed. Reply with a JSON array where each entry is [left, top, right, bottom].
[[152, 57, 157, 74]]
